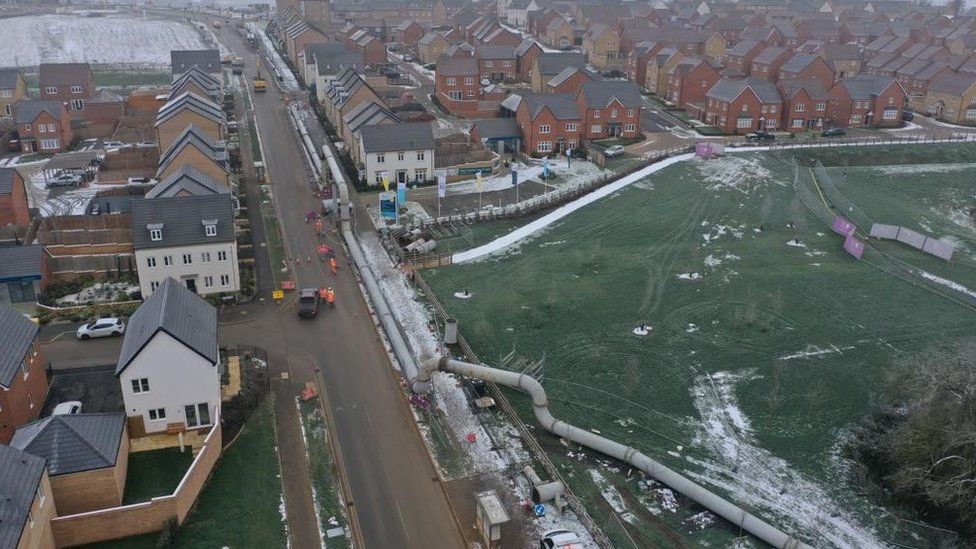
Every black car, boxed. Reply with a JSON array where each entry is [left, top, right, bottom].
[[745, 131, 775, 142], [821, 128, 846, 137], [902, 109, 915, 122], [297, 288, 321, 319]]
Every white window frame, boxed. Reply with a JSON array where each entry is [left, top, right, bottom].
[[850, 114, 862, 124], [132, 378, 150, 394], [220, 274, 230, 286], [736, 117, 753, 129], [150, 281, 160, 291], [415, 168, 427, 180], [965, 108, 976, 120], [593, 110, 600, 119], [590, 124, 601, 133], [150, 229, 162, 241], [539, 124, 551, 134], [376, 154, 384, 163], [815, 102, 826, 111], [40, 139, 59, 150], [205, 224, 217, 237], [201, 252, 211, 262], [21, 359, 29, 380], [148, 408, 167, 421], [163, 255, 173, 266], [397, 151, 405, 161], [446, 77, 456, 86], [71, 99, 84, 111], [537, 140, 552, 152], [182, 253, 192, 265], [217, 251, 228, 261], [70, 85, 83, 94], [204, 275, 214, 288], [464, 76, 475, 85], [882, 107, 898, 120], [765, 119, 777, 129], [44, 86, 57, 95], [417, 151, 425, 161], [146, 256, 156, 268], [624, 123, 635, 132], [791, 118, 804, 128], [565, 123, 578, 131], [794, 103, 805, 112], [627, 109, 634, 117]]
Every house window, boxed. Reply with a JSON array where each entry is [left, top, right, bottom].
[[44, 86, 57, 95], [568, 140, 578, 149], [217, 251, 228, 261], [148, 408, 167, 421], [765, 119, 777, 129], [220, 274, 230, 286], [376, 154, 384, 163], [205, 224, 217, 237], [204, 275, 213, 288], [71, 85, 83, 94], [792, 118, 804, 128], [397, 152, 404, 161], [467, 90, 475, 98], [37, 483, 44, 507], [374, 172, 384, 184], [27, 510, 34, 529], [966, 108, 976, 120], [736, 117, 753, 129], [163, 255, 172, 266], [741, 104, 749, 112], [132, 378, 150, 393], [761, 105, 768, 113], [446, 77, 456, 85], [184, 403, 212, 428], [770, 105, 777, 113], [850, 114, 862, 124], [448, 91, 462, 101], [485, 60, 494, 68], [794, 104, 805, 113], [150, 228, 162, 241], [417, 151, 425, 161], [0, 89, 11, 98], [3, 105, 9, 116], [627, 109, 635, 117], [503, 60, 511, 67], [24, 123, 30, 131], [593, 111, 600, 119], [182, 254, 192, 265], [464, 77, 475, 85], [537, 141, 552, 152], [150, 281, 159, 291], [71, 99, 84, 111], [882, 107, 898, 120], [590, 124, 602, 133], [415, 168, 427, 180], [624, 123, 635, 132], [565, 123, 578, 131], [539, 124, 551, 133], [146, 256, 156, 268], [611, 109, 618, 118], [201, 252, 211, 262], [40, 139, 59, 150]]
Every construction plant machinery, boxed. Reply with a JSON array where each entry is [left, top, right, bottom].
[[252, 58, 267, 93]]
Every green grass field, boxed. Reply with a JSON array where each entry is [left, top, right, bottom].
[[299, 399, 350, 549], [123, 448, 194, 504], [423, 144, 976, 547]]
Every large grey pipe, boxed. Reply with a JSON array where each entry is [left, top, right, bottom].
[[419, 356, 812, 549]]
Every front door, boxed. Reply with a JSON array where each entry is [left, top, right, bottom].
[[396, 170, 407, 184], [807, 118, 817, 129], [185, 278, 197, 293], [608, 122, 622, 137]]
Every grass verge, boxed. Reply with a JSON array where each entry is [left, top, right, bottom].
[[123, 447, 194, 504], [298, 398, 351, 549]]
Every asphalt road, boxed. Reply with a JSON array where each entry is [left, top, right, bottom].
[[217, 25, 466, 549], [40, 322, 122, 370]]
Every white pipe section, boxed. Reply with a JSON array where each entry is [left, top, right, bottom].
[[419, 356, 812, 549]]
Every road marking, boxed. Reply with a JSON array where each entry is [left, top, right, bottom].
[[394, 501, 410, 543], [40, 330, 75, 343], [364, 406, 374, 428]]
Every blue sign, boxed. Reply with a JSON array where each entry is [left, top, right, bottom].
[[458, 166, 490, 176], [379, 191, 397, 221], [534, 504, 546, 517], [511, 168, 518, 187], [396, 180, 406, 205]]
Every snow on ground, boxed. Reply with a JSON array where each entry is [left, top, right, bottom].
[[872, 162, 976, 176], [250, 23, 299, 91], [0, 15, 206, 67], [686, 370, 886, 549], [588, 469, 638, 524], [697, 156, 776, 193], [446, 158, 609, 196], [25, 172, 100, 217], [56, 281, 139, 305], [279, 493, 291, 549], [779, 344, 856, 361], [919, 270, 976, 300], [453, 153, 695, 263]]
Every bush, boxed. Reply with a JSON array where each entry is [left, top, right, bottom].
[[156, 517, 178, 548]]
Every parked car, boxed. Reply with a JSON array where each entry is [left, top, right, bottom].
[[297, 288, 321, 319], [403, 55, 417, 63], [902, 109, 915, 122], [76, 317, 126, 339], [100, 140, 125, 152], [136, 141, 156, 148], [46, 173, 82, 187], [745, 131, 775, 142], [604, 145, 625, 157], [52, 401, 82, 416], [127, 177, 156, 184], [423, 63, 436, 71], [821, 128, 846, 138], [540, 529, 583, 549]]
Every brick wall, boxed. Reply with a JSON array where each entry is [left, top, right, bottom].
[[50, 418, 222, 547]]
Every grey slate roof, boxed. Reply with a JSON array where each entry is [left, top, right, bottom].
[[0, 68, 22, 89], [707, 77, 782, 103], [155, 91, 225, 129], [11, 413, 126, 476], [146, 165, 231, 198], [926, 72, 975, 95], [38, 63, 93, 88], [535, 52, 586, 76], [726, 39, 762, 57], [838, 75, 900, 99], [578, 81, 642, 108], [171, 49, 221, 75], [778, 78, 827, 100], [752, 46, 788, 65], [500, 93, 522, 112], [156, 125, 227, 178], [14, 99, 62, 125], [436, 57, 478, 76], [130, 194, 234, 252], [344, 101, 400, 135], [0, 167, 19, 195], [0, 303, 38, 389], [779, 53, 818, 74], [522, 93, 581, 120], [515, 38, 541, 57], [0, 244, 42, 282], [116, 276, 218, 375], [360, 122, 434, 153], [472, 118, 521, 139], [0, 444, 45, 549], [476, 45, 516, 60]]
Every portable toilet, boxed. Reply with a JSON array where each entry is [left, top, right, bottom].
[[475, 490, 510, 548]]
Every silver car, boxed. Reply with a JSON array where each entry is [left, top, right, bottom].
[[604, 145, 625, 157], [76, 317, 126, 339], [46, 173, 82, 187]]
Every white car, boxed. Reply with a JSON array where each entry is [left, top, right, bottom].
[[76, 317, 125, 340], [101, 140, 125, 152], [540, 529, 583, 549], [604, 145, 625, 157], [127, 177, 156, 185], [135, 141, 157, 148], [46, 173, 82, 187], [52, 401, 82, 415]]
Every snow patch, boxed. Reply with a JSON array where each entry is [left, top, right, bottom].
[[676, 272, 702, 280], [697, 156, 775, 193], [872, 163, 976, 176], [779, 344, 856, 361], [919, 270, 976, 300], [588, 469, 638, 524]]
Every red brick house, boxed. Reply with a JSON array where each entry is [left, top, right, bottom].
[[666, 58, 722, 112], [14, 100, 73, 153], [776, 53, 835, 89], [38, 63, 94, 114], [0, 303, 49, 444], [78, 89, 125, 139], [394, 20, 425, 46], [515, 93, 582, 154], [0, 168, 30, 227], [703, 77, 783, 134], [575, 81, 642, 140], [476, 45, 517, 82], [546, 66, 598, 95], [723, 39, 765, 76], [750, 47, 792, 81], [481, 27, 522, 47], [778, 79, 828, 131], [515, 39, 544, 82], [627, 41, 662, 87], [355, 33, 387, 65], [435, 57, 481, 116], [826, 75, 907, 128]]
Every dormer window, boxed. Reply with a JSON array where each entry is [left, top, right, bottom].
[[203, 220, 218, 237], [148, 223, 164, 241]]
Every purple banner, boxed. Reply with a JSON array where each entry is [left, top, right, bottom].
[[832, 216, 857, 237], [844, 235, 865, 259]]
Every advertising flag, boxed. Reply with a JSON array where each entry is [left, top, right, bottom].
[[397, 180, 406, 205], [437, 173, 446, 198]]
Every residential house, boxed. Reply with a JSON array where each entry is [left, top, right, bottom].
[[545, 16, 575, 49], [776, 53, 835, 89], [477, 45, 517, 82], [419, 32, 452, 63], [583, 24, 623, 72], [826, 75, 906, 127], [896, 59, 949, 101], [821, 43, 862, 80], [778, 78, 828, 131], [359, 122, 435, 186], [750, 46, 791, 81], [723, 39, 765, 76], [924, 72, 976, 124], [0, 445, 55, 549], [38, 63, 94, 114], [0, 68, 27, 118], [531, 52, 586, 93], [546, 66, 599, 95], [307, 43, 364, 90], [515, 39, 544, 82], [0, 168, 30, 227], [506, 0, 541, 28], [323, 68, 387, 137], [81, 89, 126, 139], [15, 100, 72, 153], [531, 9, 562, 40], [443, 42, 476, 59], [146, 165, 234, 199], [703, 77, 783, 133], [170, 50, 222, 82], [342, 100, 401, 164], [116, 277, 220, 436], [11, 413, 128, 515], [154, 91, 225, 154], [628, 41, 663, 88], [666, 58, 722, 113], [394, 20, 426, 46], [435, 57, 482, 116], [0, 302, 49, 443], [576, 81, 642, 140], [655, 28, 727, 64], [354, 31, 388, 66], [170, 67, 223, 104], [470, 117, 522, 154], [156, 125, 231, 190], [131, 194, 238, 299], [515, 93, 583, 155], [646, 48, 685, 96], [481, 27, 523, 47]]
